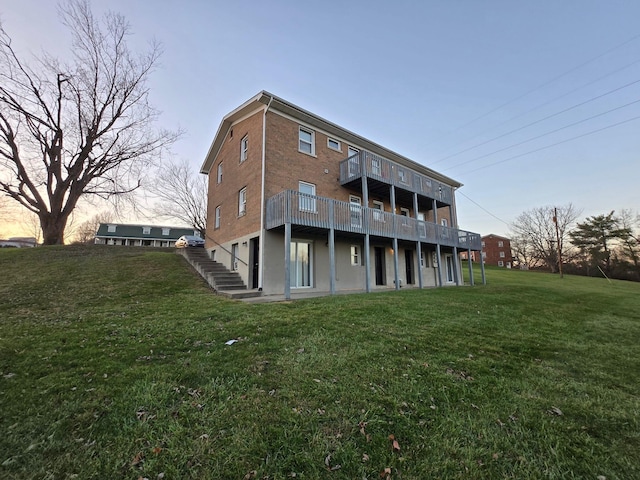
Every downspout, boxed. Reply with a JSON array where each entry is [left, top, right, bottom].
[[258, 95, 273, 290]]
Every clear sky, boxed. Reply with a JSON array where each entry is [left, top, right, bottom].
[[2, 0, 640, 238]]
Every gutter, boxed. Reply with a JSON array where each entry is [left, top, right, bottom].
[[258, 94, 274, 290]]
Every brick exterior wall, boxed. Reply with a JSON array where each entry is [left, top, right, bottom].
[[206, 110, 264, 247], [481, 234, 513, 267], [263, 111, 453, 222]]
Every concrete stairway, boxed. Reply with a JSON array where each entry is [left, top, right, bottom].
[[177, 248, 261, 299]]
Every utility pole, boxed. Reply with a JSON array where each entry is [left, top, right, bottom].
[[553, 207, 563, 278]]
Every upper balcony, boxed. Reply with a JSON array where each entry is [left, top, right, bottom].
[[266, 190, 482, 251], [339, 150, 454, 205]]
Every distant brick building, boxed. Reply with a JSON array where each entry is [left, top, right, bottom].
[[481, 234, 513, 267]]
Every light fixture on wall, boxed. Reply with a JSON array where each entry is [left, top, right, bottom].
[[242, 241, 248, 247]]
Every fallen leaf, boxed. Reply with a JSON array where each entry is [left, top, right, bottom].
[[243, 470, 257, 480], [362, 453, 370, 462], [324, 453, 341, 471], [152, 446, 162, 455], [548, 406, 563, 416], [380, 467, 392, 479], [389, 434, 400, 452], [492, 453, 499, 460], [131, 452, 144, 467]]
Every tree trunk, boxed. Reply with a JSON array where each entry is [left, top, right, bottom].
[[40, 212, 69, 245]]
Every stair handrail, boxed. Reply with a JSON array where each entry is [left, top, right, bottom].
[[204, 232, 249, 267]]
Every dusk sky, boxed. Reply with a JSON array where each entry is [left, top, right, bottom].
[[2, 0, 640, 238]]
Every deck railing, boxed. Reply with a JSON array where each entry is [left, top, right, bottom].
[[339, 150, 454, 204], [266, 190, 481, 250]]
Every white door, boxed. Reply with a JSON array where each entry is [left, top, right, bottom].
[[445, 255, 455, 283], [350, 195, 362, 228], [290, 240, 312, 288]]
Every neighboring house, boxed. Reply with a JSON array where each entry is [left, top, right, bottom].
[[200, 91, 484, 299], [0, 237, 37, 248], [95, 224, 201, 247], [480, 234, 513, 267]]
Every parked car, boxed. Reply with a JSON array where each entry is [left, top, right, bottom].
[[175, 235, 205, 248]]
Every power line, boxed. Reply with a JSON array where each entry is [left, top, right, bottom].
[[433, 77, 640, 165], [457, 190, 511, 227], [426, 32, 640, 150], [430, 56, 640, 163], [444, 97, 640, 171], [465, 114, 640, 174]]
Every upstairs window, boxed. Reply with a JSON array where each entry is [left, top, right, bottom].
[[240, 135, 248, 162], [217, 162, 223, 184], [162, 228, 170, 236], [107, 224, 116, 233], [215, 206, 221, 229], [327, 137, 341, 151], [238, 187, 247, 216], [299, 127, 315, 155], [142, 226, 151, 235], [498, 240, 504, 247]]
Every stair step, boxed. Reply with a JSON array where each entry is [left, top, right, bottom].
[[178, 248, 250, 295]]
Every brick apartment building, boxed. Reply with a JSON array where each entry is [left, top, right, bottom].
[[481, 234, 513, 267], [200, 91, 484, 299]]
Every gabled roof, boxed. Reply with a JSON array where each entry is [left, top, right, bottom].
[[95, 223, 198, 240], [482, 234, 511, 241], [200, 91, 462, 188]]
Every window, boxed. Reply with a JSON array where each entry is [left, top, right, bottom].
[[231, 243, 239, 271], [327, 137, 341, 151], [238, 187, 247, 216], [240, 135, 248, 162], [498, 241, 504, 247], [142, 226, 151, 235], [298, 181, 316, 212], [346, 147, 360, 176], [351, 245, 361, 266], [398, 168, 407, 184], [107, 224, 116, 233], [481, 241, 486, 247], [299, 127, 315, 155], [372, 201, 384, 221], [441, 218, 448, 227], [214, 205, 221, 229], [400, 207, 410, 226], [421, 251, 427, 268], [162, 228, 170, 236], [217, 162, 223, 184], [498, 260, 504, 267], [499, 251, 505, 258], [371, 158, 381, 176]]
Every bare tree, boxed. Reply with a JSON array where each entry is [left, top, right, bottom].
[[510, 232, 542, 270], [146, 159, 206, 237], [72, 210, 114, 244], [510, 204, 581, 273], [0, 0, 179, 244]]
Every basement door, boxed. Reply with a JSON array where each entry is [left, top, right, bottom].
[[290, 240, 313, 288]]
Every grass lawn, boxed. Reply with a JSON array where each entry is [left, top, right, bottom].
[[1, 246, 639, 479]]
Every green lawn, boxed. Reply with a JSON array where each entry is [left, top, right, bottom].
[[1, 246, 638, 479]]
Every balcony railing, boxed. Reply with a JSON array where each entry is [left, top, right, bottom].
[[266, 190, 482, 250], [339, 150, 454, 204]]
